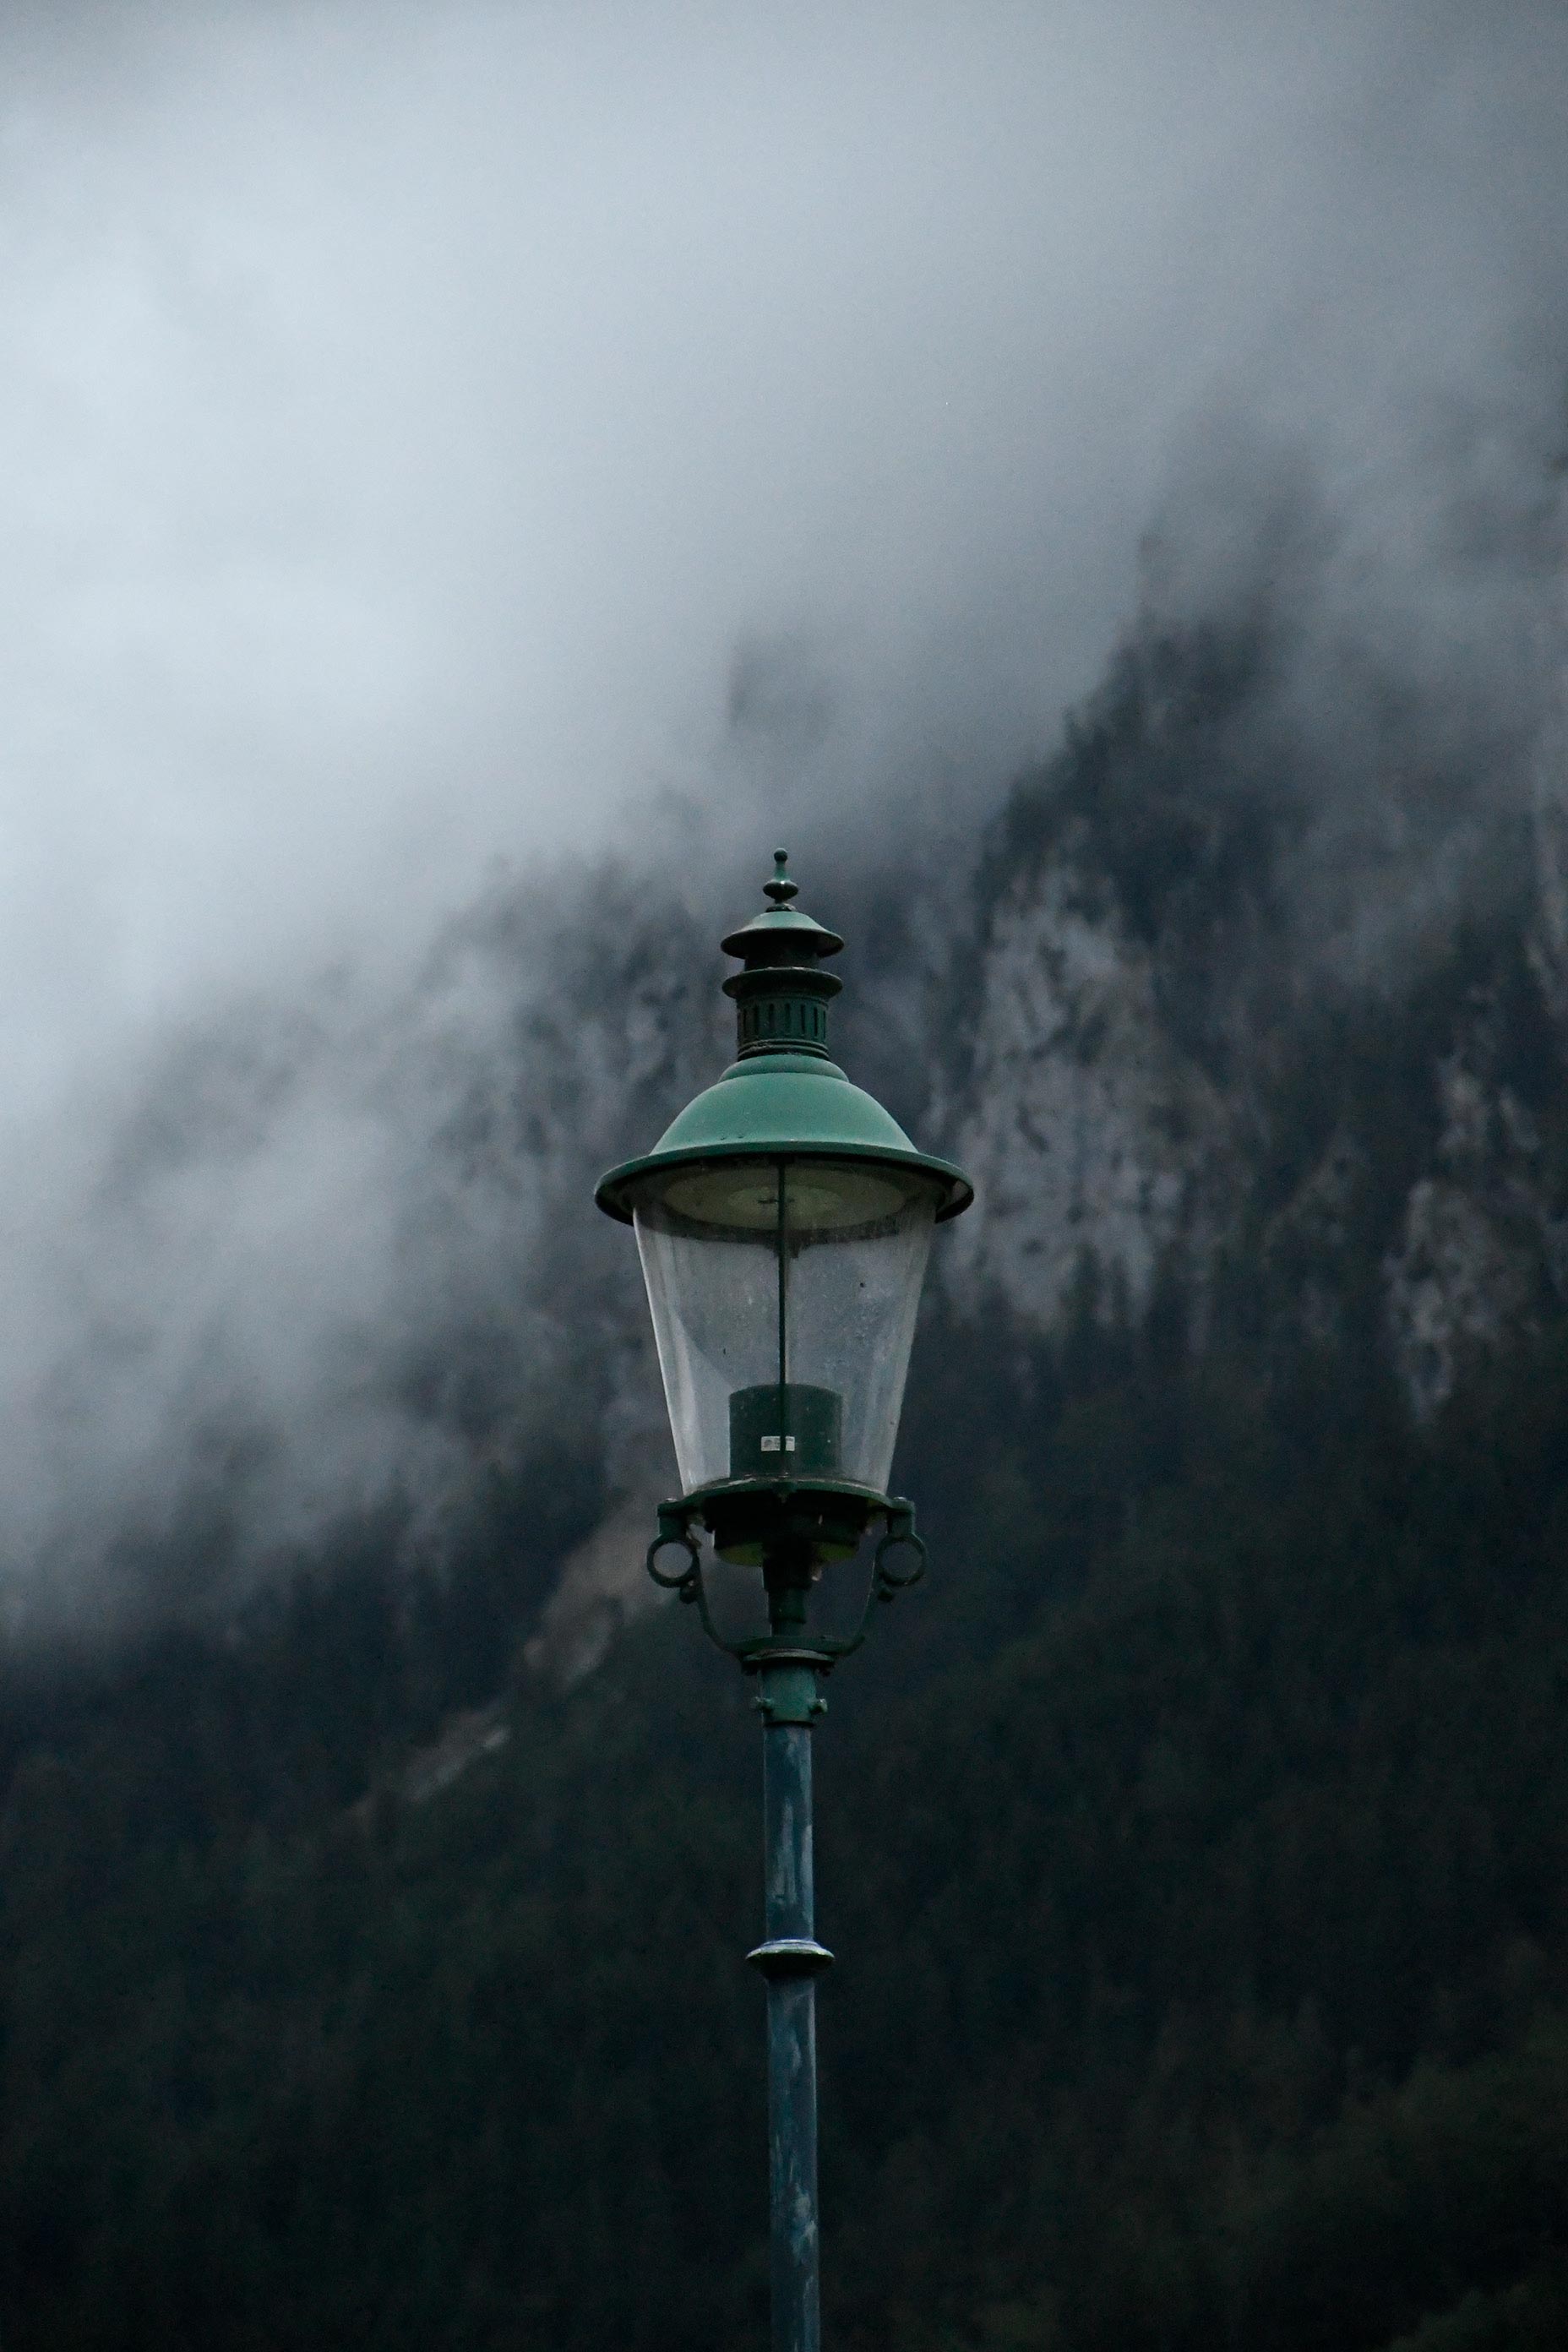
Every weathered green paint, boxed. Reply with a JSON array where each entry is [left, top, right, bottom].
[[593, 1052, 971, 1222], [751, 1674, 827, 2352], [752, 1658, 826, 1727]]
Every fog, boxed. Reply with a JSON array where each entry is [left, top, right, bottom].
[[0, 0, 1564, 1625]]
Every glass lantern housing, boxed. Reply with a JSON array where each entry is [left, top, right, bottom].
[[629, 1156, 942, 1498], [596, 852, 972, 1559]]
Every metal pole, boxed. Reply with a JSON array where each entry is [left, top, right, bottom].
[[749, 1570, 833, 2352]]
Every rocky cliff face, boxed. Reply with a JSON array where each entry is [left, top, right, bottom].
[[925, 836, 1568, 1421], [916, 563, 1568, 1414], [934, 839, 1239, 1333]]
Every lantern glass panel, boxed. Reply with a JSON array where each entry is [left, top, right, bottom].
[[632, 1156, 939, 1496]]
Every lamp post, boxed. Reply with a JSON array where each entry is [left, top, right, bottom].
[[595, 851, 972, 2352]]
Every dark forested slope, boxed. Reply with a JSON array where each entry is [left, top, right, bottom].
[[3, 1293, 1566, 2350]]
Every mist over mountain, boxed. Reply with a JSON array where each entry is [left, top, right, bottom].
[[0, 0, 1565, 1631], [8, 449, 1566, 1635]]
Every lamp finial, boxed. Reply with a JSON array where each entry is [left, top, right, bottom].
[[765, 849, 798, 908]]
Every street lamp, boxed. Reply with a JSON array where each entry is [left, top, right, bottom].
[[596, 849, 972, 2352]]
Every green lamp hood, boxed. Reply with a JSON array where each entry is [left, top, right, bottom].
[[595, 1053, 972, 1223]]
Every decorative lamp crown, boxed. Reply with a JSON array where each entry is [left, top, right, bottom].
[[719, 849, 845, 1060]]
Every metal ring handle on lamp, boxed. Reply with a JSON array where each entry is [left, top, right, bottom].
[[873, 1502, 927, 1595]]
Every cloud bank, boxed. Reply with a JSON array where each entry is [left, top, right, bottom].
[[0, 0, 1563, 1625]]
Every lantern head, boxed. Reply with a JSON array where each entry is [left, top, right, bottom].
[[596, 852, 971, 1564]]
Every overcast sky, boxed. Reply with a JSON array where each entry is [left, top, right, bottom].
[[0, 0, 1564, 1620], [3, 0, 1554, 1096]]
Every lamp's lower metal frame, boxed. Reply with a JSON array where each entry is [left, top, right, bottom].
[[686, 1473, 889, 1566], [644, 1481, 926, 1668]]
